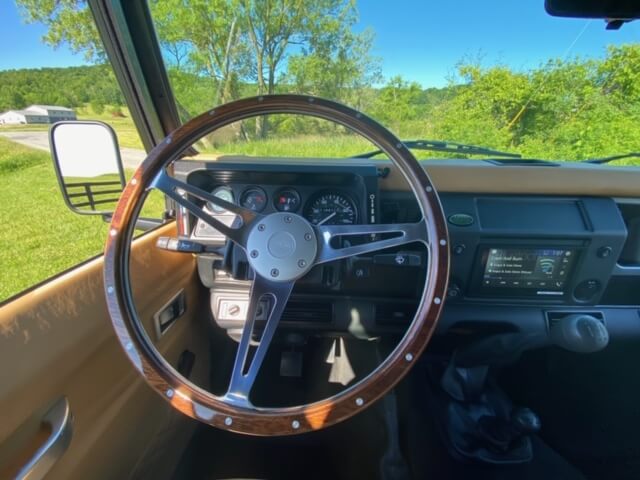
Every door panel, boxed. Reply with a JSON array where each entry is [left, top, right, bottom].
[[0, 223, 209, 479]]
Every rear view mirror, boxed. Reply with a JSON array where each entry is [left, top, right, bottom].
[[545, 0, 640, 27], [49, 121, 125, 215]]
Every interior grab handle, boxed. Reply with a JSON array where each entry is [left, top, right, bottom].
[[14, 396, 73, 480]]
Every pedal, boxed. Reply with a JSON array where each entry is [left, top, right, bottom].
[[280, 350, 303, 377]]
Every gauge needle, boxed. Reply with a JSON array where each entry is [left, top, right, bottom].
[[317, 212, 336, 225]]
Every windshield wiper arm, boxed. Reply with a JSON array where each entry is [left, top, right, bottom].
[[352, 139, 521, 159], [583, 152, 640, 164]]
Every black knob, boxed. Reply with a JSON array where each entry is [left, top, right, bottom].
[[597, 246, 613, 258], [447, 284, 462, 299], [510, 407, 541, 435]]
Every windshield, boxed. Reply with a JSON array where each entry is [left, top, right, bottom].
[[143, 1, 640, 165]]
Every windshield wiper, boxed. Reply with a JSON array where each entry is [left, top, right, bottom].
[[352, 139, 522, 159], [583, 152, 640, 164]]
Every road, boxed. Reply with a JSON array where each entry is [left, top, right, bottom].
[[0, 131, 147, 169]]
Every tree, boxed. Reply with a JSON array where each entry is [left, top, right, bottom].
[[16, 0, 379, 133], [370, 76, 423, 135], [16, 0, 104, 62]]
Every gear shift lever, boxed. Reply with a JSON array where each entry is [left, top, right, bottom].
[[434, 314, 608, 465], [548, 314, 609, 353]]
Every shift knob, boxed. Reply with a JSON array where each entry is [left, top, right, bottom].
[[549, 314, 609, 353], [510, 407, 541, 435]]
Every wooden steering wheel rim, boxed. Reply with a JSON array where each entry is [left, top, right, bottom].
[[104, 94, 449, 436]]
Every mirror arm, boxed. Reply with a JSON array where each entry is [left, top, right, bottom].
[[101, 214, 162, 232]]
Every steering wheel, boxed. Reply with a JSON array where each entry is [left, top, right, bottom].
[[104, 95, 449, 436]]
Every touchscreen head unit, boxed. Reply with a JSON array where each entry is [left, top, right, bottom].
[[477, 247, 578, 296]]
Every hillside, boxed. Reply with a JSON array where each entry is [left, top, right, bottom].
[[0, 65, 124, 112]]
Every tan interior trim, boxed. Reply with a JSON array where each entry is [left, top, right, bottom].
[[183, 155, 640, 197], [0, 223, 209, 479]]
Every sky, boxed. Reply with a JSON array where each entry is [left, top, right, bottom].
[[1, 1, 639, 88]]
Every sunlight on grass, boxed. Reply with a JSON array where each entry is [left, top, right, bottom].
[[0, 137, 163, 302]]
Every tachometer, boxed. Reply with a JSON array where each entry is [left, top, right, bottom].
[[305, 191, 357, 225]]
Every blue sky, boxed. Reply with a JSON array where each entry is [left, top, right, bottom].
[[1, 1, 639, 88]]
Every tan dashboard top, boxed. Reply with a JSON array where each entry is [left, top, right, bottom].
[[180, 155, 640, 198]]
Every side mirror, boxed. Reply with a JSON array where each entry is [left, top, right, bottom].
[[49, 121, 126, 215]]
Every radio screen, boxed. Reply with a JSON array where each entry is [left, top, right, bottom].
[[482, 247, 577, 292]]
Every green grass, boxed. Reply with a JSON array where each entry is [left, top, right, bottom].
[[208, 132, 640, 165], [207, 133, 373, 158], [0, 137, 162, 302]]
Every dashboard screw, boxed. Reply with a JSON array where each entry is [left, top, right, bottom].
[[224, 416, 233, 426], [304, 233, 312, 241], [292, 420, 300, 429], [270, 268, 279, 278], [355, 397, 364, 406], [258, 224, 266, 231], [250, 250, 259, 258], [405, 353, 414, 362], [298, 259, 307, 268], [284, 215, 292, 223], [166, 389, 174, 398]]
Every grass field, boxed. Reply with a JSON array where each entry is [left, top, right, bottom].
[[0, 104, 144, 150], [0, 137, 162, 302]]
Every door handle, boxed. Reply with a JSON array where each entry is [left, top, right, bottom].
[[2, 397, 73, 480]]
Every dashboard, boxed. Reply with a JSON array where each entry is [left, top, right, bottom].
[[172, 158, 640, 342]]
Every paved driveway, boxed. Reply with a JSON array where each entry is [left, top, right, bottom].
[[0, 131, 146, 169]]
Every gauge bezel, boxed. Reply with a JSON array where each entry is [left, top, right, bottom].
[[240, 186, 268, 213], [207, 186, 235, 213], [272, 187, 301, 212], [303, 189, 359, 225]]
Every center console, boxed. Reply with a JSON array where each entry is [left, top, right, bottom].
[[443, 195, 627, 305]]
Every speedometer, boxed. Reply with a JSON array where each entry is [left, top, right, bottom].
[[304, 191, 357, 225]]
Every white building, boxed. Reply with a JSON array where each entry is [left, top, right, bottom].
[[0, 105, 76, 125]]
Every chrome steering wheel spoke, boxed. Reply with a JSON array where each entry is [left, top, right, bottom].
[[223, 275, 295, 408], [151, 169, 261, 247], [314, 218, 428, 264]]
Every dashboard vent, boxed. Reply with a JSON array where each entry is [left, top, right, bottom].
[[485, 158, 560, 166], [282, 301, 333, 323]]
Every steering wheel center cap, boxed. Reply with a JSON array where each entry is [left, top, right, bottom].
[[267, 232, 296, 258], [246, 212, 318, 282]]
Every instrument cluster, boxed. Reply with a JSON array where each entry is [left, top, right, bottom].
[[205, 184, 358, 226]]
